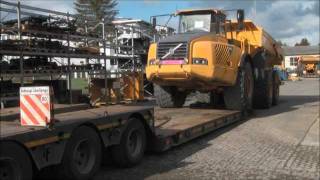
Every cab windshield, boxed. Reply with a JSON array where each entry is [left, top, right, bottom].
[[179, 14, 211, 33]]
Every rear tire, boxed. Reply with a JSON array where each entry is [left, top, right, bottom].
[[0, 142, 33, 180], [224, 62, 254, 111], [111, 119, 146, 168], [154, 84, 186, 108], [59, 126, 102, 180], [253, 70, 273, 109], [272, 71, 280, 105]]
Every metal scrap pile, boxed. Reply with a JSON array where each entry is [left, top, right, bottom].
[[2, 16, 99, 37], [1, 57, 58, 71], [1, 39, 66, 51], [0, 39, 101, 55]]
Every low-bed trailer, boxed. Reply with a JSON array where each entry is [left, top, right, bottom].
[[0, 103, 241, 180]]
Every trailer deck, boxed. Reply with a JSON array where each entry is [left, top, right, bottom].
[[153, 107, 241, 151], [0, 102, 242, 179], [1, 103, 241, 150], [0, 104, 153, 139]]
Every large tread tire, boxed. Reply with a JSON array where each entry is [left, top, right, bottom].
[[253, 70, 273, 109], [154, 84, 186, 108], [59, 126, 102, 180], [0, 141, 33, 180], [272, 71, 280, 105], [111, 118, 146, 168], [224, 62, 254, 111]]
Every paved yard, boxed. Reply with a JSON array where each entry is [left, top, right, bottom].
[[95, 78, 319, 180]]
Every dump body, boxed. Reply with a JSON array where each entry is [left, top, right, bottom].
[[227, 20, 283, 65]]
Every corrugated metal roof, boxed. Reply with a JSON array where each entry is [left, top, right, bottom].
[[283, 46, 320, 56]]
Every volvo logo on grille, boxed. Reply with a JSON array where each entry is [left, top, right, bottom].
[[169, 47, 175, 55], [161, 43, 183, 59]]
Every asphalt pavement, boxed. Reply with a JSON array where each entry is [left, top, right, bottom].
[[94, 78, 319, 180]]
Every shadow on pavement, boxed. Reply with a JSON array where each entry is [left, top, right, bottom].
[[252, 95, 319, 118]]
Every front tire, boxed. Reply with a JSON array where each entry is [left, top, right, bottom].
[[253, 70, 273, 109], [154, 84, 186, 108], [224, 62, 254, 111]]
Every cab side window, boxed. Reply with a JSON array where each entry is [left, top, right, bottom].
[[218, 15, 226, 36], [211, 14, 226, 36]]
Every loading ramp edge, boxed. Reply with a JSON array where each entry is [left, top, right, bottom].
[[152, 111, 242, 152]]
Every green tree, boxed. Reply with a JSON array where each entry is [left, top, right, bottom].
[[294, 38, 310, 46], [277, 40, 287, 47], [74, 0, 118, 33]]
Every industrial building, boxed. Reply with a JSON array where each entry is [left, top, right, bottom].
[[283, 45, 320, 76]]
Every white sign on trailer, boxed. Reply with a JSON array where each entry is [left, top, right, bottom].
[[20, 86, 52, 127]]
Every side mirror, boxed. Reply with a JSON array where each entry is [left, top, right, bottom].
[[152, 17, 157, 28], [237, 9, 244, 22], [237, 9, 245, 30]]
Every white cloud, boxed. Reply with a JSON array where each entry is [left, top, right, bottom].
[[191, 0, 320, 46], [20, 0, 74, 14], [251, 0, 319, 46]]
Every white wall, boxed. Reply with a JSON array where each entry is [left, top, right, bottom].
[[284, 55, 301, 71]]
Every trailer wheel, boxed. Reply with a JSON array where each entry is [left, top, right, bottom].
[[59, 126, 102, 180], [111, 118, 146, 167], [224, 62, 254, 111], [0, 141, 33, 180], [253, 70, 273, 109], [272, 71, 280, 105], [154, 84, 186, 108]]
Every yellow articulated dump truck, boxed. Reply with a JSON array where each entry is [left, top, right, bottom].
[[146, 8, 283, 111]]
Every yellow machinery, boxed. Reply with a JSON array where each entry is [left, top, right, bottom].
[[89, 72, 144, 106], [146, 9, 283, 110], [301, 55, 320, 76]]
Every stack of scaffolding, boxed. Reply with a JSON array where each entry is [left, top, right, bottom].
[[0, 1, 150, 108]]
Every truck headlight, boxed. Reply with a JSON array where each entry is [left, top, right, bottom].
[[192, 58, 208, 65]]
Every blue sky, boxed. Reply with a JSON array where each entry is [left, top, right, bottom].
[[2, 0, 320, 46]]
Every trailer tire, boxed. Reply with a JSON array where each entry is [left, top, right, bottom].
[[59, 126, 102, 180], [0, 141, 33, 180], [111, 118, 146, 167], [154, 84, 186, 108], [253, 70, 273, 109], [224, 62, 253, 111], [272, 71, 280, 105]]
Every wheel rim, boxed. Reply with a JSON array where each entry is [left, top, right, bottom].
[[0, 159, 20, 180], [127, 129, 142, 157], [72, 139, 96, 174]]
